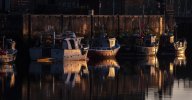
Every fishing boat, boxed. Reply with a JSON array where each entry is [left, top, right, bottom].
[[158, 32, 187, 56], [134, 34, 159, 56], [88, 33, 120, 58], [125, 33, 159, 56], [174, 39, 187, 56], [30, 31, 89, 61], [0, 38, 17, 63]]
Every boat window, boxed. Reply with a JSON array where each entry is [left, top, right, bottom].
[[69, 39, 75, 49]]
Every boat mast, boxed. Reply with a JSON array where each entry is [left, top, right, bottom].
[[53, 31, 56, 47], [174, 21, 178, 42]]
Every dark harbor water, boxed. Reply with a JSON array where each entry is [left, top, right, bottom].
[[1, 55, 192, 100]]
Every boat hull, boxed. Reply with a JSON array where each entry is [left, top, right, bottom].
[[51, 49, 88, 61], [134, 45, 159, 56], [30, 48, 88, 61], [88, 45, 120, 58]]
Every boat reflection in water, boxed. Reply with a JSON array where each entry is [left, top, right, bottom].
[[88, 58, 120, 79], [135, 56, 159, 67], [62, 61, 89, 87], [144, 59, 174, 100], [25, 58, 120, 100], [25, 61, 89, 100], [173, 55, 186, 66], [116, 56, 175, 100], [0, 64, 16, 99], [88, 58, 120, 99], [22, 55, 192, 100]]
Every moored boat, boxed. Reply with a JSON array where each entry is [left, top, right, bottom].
[[174, 39, 187, 56], [158, 33, 187, 56], [30, 31, 89, 61], [88, 33, 120, 58], [0, 38, 17, 63], [125, 33, 159, 56]]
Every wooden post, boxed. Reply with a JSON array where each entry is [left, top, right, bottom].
[[160, 16, 163, 35]]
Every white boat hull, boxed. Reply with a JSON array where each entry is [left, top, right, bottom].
[[88, 44, 120, 58], [30, 48, 88, 61], [51, 49, 88, 61]]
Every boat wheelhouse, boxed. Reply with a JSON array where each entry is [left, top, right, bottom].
[[88, 33, 120, 58]]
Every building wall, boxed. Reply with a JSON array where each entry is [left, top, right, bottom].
[[22, 14, 164, 38]]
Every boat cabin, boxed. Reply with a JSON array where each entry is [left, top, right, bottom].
[[160, 33, 174, 45], [144, 34, 158, 46], [62, 37, 83, 49], [5, 39, 16, 50], [91, 33, 117, 48], [62, 31, 76, 38]]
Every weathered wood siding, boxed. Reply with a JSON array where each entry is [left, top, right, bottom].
[[23, 14, 165, 38]]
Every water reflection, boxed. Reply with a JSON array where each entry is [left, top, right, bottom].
[[0, 64, 16, 99], [117, 56, 174, 100], [174, 55, 187, 66], [88, 58, 120, 79], [63, 61, 89, 87], [26, 61, 90, 100], [88, 58, 120, 100], [135, 56, 159, 67], [22, 55, 192, 100]]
